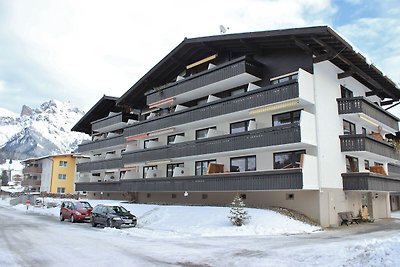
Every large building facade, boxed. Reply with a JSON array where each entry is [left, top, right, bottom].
[[72, 26, 400, 227], [22, 154, 84, 194]]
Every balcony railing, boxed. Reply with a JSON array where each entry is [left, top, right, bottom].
[[22, 179, 41, 186], [77, 157, 123, 172], [123, 124, 301, 164], [75, 169, 303, 192], [92, 112, 137, 133], [23, 166, 42, 174], [339, 134, 400, 160], [78, 135, 125, 153], [337, 97, 399, 131], [146, 56, 263, 106], [342, 172, 400, 191], [125, 81, 300, 138]]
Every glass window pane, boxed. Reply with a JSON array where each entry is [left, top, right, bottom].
[[230, 121, 247, 134], [247, 156, 256, 171]]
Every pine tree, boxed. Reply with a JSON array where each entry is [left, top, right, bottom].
[[228, 194, 250, 226]]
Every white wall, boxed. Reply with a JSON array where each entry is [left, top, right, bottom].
[[40, 158, 53, 193]]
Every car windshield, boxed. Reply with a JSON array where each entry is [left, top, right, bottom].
[[108, 206, 128, 214], [74, 202, 86, 209], [80, 202, 92, 209]]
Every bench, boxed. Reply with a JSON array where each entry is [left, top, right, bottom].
[[338, 211, 360, 226]]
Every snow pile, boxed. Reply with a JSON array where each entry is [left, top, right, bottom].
[[0, 197, 321, 236]]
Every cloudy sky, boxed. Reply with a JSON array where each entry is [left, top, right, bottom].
[[0, 0, 399, 113]]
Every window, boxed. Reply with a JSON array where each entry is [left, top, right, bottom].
[[167, 133, 185, 144], [167, 163, 184, 177], [58, 174, 67, 180], [57, 187, 65, 194], [196, 126, 216, 140], [230, 156, 256, 172], [374, 162, 383, 166], [144, 138, 159, 149], [273, 150, 305, 169], [364, 160, 370, 170], [362, 127, 367, 135], [230, 119, 255, 134], [197, 98, 208, 106], [341, 85, 353, 98], [143, 166, 157, 178], [271, 73, 298, 85], [273, 110, 301, 127], [346, 156, 359, 172], [202, 194, 208, 199], [230, 87, 246, 96], [171, 194, 177, 199], [343, 120, 356, 135], [147, 193, 151, 198], [195, 159, 216, 176], [59, 161, 67, 167]]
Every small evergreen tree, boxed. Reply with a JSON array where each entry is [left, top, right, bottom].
[[228, 194, 250, 226]]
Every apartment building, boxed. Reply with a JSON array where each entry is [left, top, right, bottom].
[[72, 26, 400, 227], [22, 154, 85, 194]]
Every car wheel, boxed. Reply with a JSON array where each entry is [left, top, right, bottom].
[[70, 215, 75, 223], [106, 219, 113, 228], [91, 218, 97, 227], [60, 214, 64, 221]]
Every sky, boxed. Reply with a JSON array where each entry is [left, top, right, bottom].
[[0, 0, 399, 114]]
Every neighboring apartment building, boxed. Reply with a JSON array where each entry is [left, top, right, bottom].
[[72, 26, 400, 227], [22, 154, 85, 194]]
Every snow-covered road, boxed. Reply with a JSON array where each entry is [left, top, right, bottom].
[[1, 204, 400, 267]]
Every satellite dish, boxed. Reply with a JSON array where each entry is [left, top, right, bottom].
[[220, 25, 229, 34]]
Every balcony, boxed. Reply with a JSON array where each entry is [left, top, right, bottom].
[[125, 80, 302, 138], [339, 134, 400, 160], [342, 172, 400, 191], [146, 56, 263, 107], [78, 135, 125, 153], [75, 168, 303, 192], [22, 179, 41, 186], [123, 124, 301, 164], [23, 166, 42, 174], [92, 112, 137, 133], [337, 97, 399, 131], [77, 157, 123, 172]]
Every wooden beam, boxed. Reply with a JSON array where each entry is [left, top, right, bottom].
[[186, 54, 217, 70], [366, 91, 377, 97], [240, 39, 263, 54], [338, 71, 354, 79], [381, 100, 395, 106], [293, 38, 315, 56]]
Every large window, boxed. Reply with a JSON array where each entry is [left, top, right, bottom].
[[341, 85, 353, 98], [57, 187, 65, 194], [271, 73, 298, 85], [58, 174, 67, 180], [273, 150, 305, 169], [143, 166, 157, 178], [167, 163, 184, 177], [230, 119, 255, 134], [167, 133, 185, 144], [196, 126, 216, 140], [195, 159, 216, 176], [346, 156, 359, 172], [59, 161, 67, 167], [343, 120, 356, 135], [144, 138, 159, 149], [272, 110, 301, 127], [230, 156, 256, 172]]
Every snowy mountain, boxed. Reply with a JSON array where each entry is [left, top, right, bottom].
[[0, 100, 89, 161]]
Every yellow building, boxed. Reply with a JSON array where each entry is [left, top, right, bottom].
[[21, 154, 87, 194]]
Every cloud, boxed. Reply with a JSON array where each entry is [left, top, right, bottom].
[[0, 0, 335, 112]]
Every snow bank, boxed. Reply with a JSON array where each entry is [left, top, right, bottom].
[[0, 197, 320, 237]]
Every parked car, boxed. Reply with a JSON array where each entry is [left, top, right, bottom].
[[60, 201, 93, 223], [91, 204, 137, 228]]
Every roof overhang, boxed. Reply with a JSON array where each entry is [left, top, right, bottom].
[[117, 26, 400, 107]]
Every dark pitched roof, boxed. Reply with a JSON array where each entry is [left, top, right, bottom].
[[71, 95, 120, 134], [117, 26, 400, 106]]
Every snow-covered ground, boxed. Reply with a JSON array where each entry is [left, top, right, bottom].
[[0, 197, 320, 236], [0, 197, 400, 266]]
